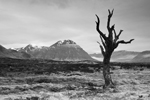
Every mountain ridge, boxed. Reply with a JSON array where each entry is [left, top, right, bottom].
[[132, 51, 150, 63], [90, 50, 140, 62], [1, 40, 150, 62], [0, 45, 31, 59], [13, 40, 94, 61]]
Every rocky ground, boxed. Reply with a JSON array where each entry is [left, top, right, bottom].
[[0, 68, 150, 100]]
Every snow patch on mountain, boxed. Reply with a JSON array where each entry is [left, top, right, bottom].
[[51, 40, 76, 47], [13, 40, 94, 61]]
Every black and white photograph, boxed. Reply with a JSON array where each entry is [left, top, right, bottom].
[[0, 0, 150, 100]]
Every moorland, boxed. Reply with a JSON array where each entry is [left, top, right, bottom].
[[0, 58, 150, 100]]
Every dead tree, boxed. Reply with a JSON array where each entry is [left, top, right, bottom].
[[95, 9, 134, 89]]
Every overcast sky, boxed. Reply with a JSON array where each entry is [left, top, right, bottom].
[[0, 0, 150, 53]]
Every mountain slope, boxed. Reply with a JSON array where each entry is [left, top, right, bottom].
[[17, 40, 94, 61], [132, 51, 150, 63], [0, 45, 31, 59], [90, 50, 139, 62]]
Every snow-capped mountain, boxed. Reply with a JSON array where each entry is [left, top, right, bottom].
[[1, 40, 150, 63], [16, 40, 94, 61], [51, 40, 76, 47], [15, 44, 42, 52], [0, 45, 30, 59]]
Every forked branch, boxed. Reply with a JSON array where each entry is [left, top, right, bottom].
[[107, 9, 114, 30], [108, 24, 115, 40], [107, 9, 114, 41], [113, 29, 123, 42]]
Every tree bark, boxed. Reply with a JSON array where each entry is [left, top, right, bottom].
[[102, 52, 114, 89]]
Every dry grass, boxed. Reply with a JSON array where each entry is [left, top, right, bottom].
[[0, 69, 150, 100]]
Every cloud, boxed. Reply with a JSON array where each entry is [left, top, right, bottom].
[[0, 0, 150, 53]]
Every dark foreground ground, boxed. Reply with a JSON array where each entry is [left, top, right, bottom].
[[0, 58, 150, 100]]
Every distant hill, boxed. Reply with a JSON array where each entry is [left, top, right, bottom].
[[90, 50, 139, 62], [132, 51, 150, 63], [16, 40, 94, 61], [0, 45, 30, 59], [2, 40, 150, 63]]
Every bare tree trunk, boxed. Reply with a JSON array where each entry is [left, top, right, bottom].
[[103, 52, 114, 89], [95, 9, 134, 89]]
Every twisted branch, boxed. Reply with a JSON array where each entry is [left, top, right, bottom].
[[107, 9, 114, 30], [107, 9, 114, 41], [97, 41, 105, 56], [95, 15, 107, 40], [99, 35, 107, 50], [114, 39, 134, 49]]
